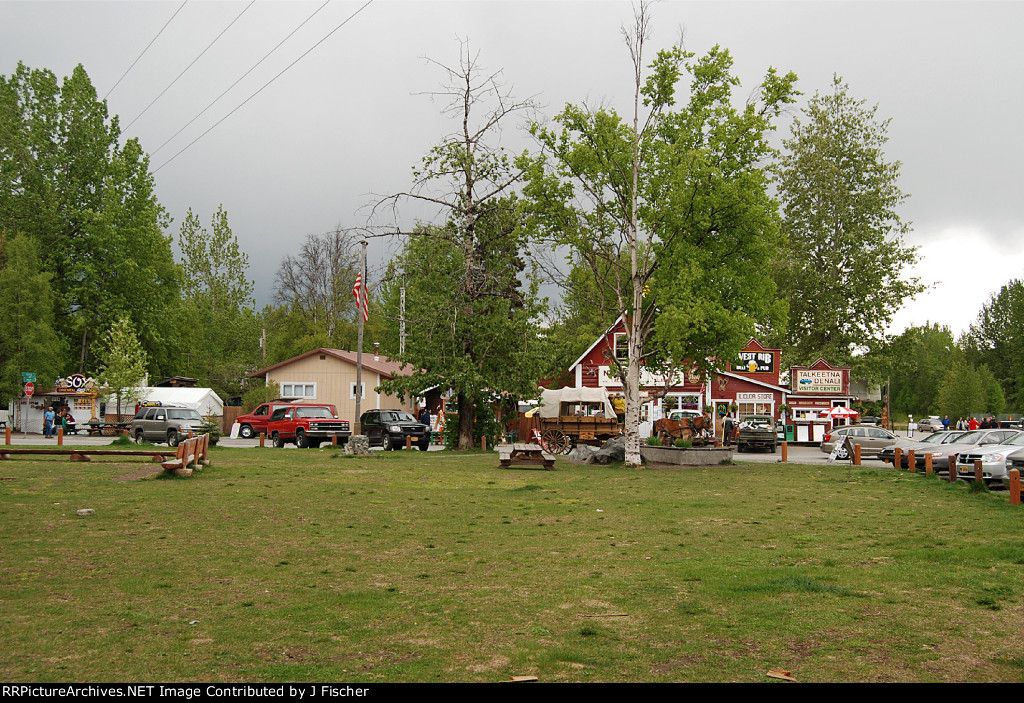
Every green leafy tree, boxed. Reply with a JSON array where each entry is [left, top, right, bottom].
[[962, 279, 1024, 411], [936, 361, 986, 421], [0, 63, 180, 373], [98, 315, 148, 419], [375, 44, 546, 449], [885, 323, 960, 416], [521, 4, 797, 466], [0, 233, 66, 401], [978, 364, 1006, 417], [177, 206, 261, 399], [378, 217, 547, 447], [774, 75, 923, 368]]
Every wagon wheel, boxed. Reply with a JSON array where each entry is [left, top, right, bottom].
[[541, 429, 570, 455]]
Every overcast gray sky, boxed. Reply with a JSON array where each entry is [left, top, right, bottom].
[[3, 0, 1022, 339]]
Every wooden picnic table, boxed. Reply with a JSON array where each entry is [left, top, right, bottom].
[[83, 421, 132, 436], [498, 443, 556, 470]]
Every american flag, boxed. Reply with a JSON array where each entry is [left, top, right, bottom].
[[352, 273, 369, 322]]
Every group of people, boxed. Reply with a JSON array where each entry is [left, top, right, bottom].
[[42, 405, 74, 437], [955, 416, 1000, 431]]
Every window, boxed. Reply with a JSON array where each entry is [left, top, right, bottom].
[[281, 383, 316, 399], [350, 382, 365, 400], [613, 333, 628, 362]]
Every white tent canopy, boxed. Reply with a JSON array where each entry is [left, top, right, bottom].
[[537, 386, 615, 419], [129, 387, 224, 417]]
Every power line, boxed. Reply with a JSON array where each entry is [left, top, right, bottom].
[[151, 0, 332, 157], [125, 1, 256, 131], [105, 1, 188, 100], [154, 0, 376, 173]]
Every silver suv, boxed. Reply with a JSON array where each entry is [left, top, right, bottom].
[[133, 404, 204, 446]]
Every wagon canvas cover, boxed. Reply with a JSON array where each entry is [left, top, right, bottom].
[[537, 387, 615, 419]]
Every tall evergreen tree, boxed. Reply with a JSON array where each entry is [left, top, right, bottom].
[[775, 75, 922, 368], [962, 279, 1024, 411]]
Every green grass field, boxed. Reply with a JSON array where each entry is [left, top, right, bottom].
[[1, 446, 1023, 682]]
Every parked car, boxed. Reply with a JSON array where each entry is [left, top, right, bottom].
[[235, 401, 338, 439], [879, 430, 966, 468], [913, 428, 1021, 473], [359, 409, 430, 451], [917, 416, 944, 433], [859, 416, 882, 426], [133, 403, 205, 446], [267, 404, 351, 448], [955, 431, 1024, 485], [820, 425, 899, 460], [1002, 450, 1024, 490]]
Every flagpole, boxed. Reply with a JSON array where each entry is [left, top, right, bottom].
[[355, 240, 367, 435]]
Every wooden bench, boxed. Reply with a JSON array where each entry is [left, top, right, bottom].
[[498, 443, 556, 470], [159, 434, 211, 476]]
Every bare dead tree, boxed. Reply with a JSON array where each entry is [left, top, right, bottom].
[[273, 227, 361, 337]]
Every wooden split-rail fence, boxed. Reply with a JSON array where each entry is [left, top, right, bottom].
[[1, 427, 211, 478]]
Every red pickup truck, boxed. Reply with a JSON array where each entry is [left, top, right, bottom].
[[236, 401, 336, 439], [267, 404, 351, 448]]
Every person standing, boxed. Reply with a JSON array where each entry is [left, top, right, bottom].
[[968, 416, 980, 431], [942, 415, 950, 431], [43, 406, 55, 438]]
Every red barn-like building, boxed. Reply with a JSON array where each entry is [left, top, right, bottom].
[[568, 319, 788, 439], [566, 319, 858, 442]]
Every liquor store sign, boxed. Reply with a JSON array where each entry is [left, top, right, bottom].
[[793, 369, 844, 394]]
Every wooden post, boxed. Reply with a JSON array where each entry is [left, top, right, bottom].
[[853, 443, 861, 466], [57, 427, 63, 446], [482, 435, 487, 452], [949, 454, 958, 482], [332, 435, 337, 447], [259, 432, 265, 448], [4, 426, 10, 445], [907, 449, 915, 472], [1010, 469, 1020, 506], [406, 435, 412, 450], [122, 429, 130, 439], [925, 453, 933, 476], [974, 459, 983, 485], [894, 448, 902, 470], [781, 441, 788, 463]]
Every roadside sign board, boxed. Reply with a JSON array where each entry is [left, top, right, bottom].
[[24, 382, 34, 397], [22, 372, 36, 383]]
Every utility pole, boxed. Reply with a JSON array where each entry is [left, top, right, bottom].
[[400, 285, 406, 355], [355, 240, 367, 434]]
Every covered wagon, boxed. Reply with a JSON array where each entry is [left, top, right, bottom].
[[536, 386, 621, 454]]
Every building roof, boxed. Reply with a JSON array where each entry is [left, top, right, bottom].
[[715, 371, 790, 394], [250, 348, 415, 379]]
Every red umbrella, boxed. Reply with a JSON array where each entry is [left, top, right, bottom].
[[827, 406, 859, 419]]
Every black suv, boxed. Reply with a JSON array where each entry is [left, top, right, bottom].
[[359, 409, 430, 451]]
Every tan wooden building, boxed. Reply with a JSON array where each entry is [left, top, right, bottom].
[[249, 348, 420, 426]]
